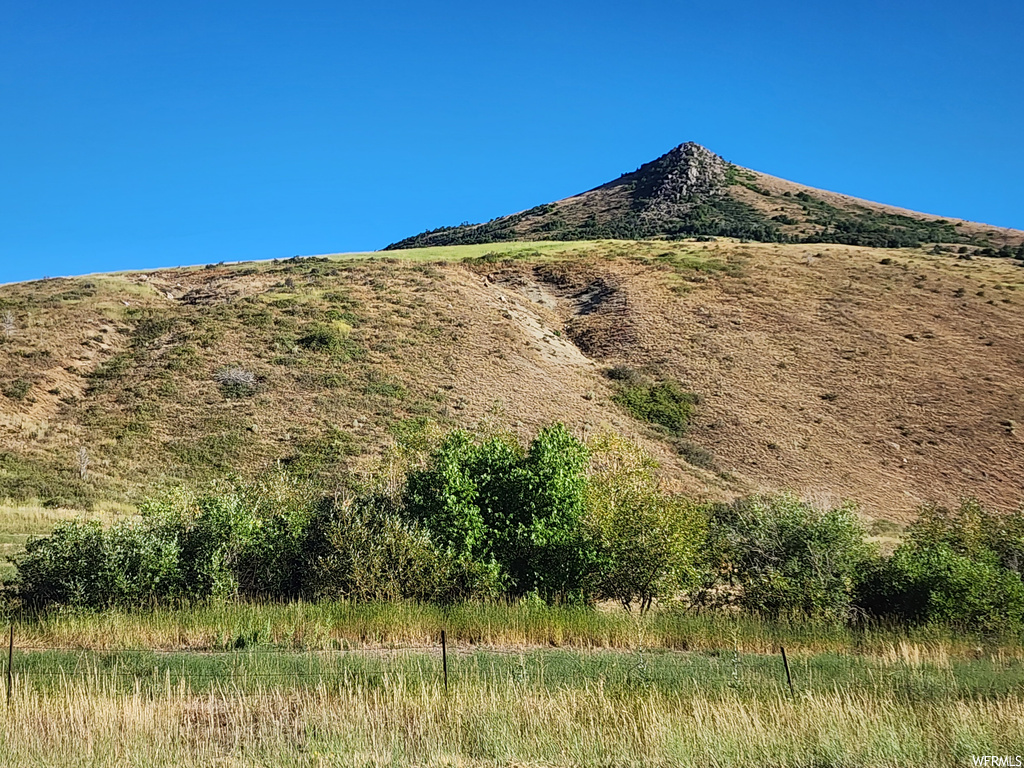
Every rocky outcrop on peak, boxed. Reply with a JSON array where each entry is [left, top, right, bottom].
[[627, 142, 730, 224]]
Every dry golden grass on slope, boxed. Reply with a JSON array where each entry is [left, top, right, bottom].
[[470, 240, 1024, 519], [0, 239, 1021, 521], [734, 166, 1024, 247]]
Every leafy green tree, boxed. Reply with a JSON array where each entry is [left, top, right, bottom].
[[304, 492, 500, 603], [586, 433, 706, 612], [403, 423, 596, 601], [517, 424, 595, 601], [857, 498, 1024, 631], [907, 498, 1024, 574], [403, 430, 489, 559], [859, 543, 1024, 632]]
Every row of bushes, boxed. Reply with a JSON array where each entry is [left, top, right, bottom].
[[10, 424, 1024, 632], [702, 495, 1024, 632]]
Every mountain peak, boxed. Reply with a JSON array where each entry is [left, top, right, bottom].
[[386, 143, 1024, 251], [607, 141, 730, 218]]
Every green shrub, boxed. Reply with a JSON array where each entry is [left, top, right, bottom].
[[611, 379, 699, 436], [105, 518, 186, 602], [128, 311, 176, 347], [297, 323, 346, 353], [404, 430, 488, 560], [2, 378, 32, 401], [16, 520, 112, 607], [706, 494, 873, 623], [672, 438, 715, 469], [304, 493, 499, 603], [14, 476, 316, 607], [605, 365, 643, 385], [859, 544, 1024, 632], [856, 498, 1024, 632], [294, 322, 363, 361], [15, 511, 186, 608], [906, 498, 1024, 574], [88, 352, 133, 385], [363, 379, 407, 400], [404, 424, 597, 602], [12, 470, 505, 609], [516, 424, 597, 601]]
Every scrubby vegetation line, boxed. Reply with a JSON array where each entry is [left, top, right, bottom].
[[6, 422, 1024, 640]]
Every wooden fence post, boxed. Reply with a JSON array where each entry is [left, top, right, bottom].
[[6, 622, 13, 708], [441, 629, 448, 695], [780, 646, 794, 697]]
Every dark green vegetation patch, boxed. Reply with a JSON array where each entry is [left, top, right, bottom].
[[607, 367, 699, 436]]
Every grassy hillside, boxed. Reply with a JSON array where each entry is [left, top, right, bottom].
[[1, 238, 1023, 519]]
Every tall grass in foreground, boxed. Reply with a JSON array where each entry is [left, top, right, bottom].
[[3, 609, 1021, 766], [0, 671, 1020, 767], [9, 601, 1023, 660]]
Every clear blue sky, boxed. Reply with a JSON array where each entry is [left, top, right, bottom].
[[2, 0, 1022, 283]]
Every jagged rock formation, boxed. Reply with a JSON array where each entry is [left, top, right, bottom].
[[624, 142, 730, 221], [386, 143, 1024, 252]]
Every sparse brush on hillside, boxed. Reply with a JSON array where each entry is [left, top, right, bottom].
[[2, 239, 1021, 521], [610, 377, 699, 437], [606, 368, 705, 468]]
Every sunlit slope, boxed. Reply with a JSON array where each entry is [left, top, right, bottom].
[[1, 239, 1022, 518]]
